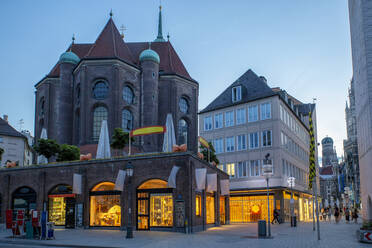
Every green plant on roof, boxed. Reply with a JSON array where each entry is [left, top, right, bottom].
[[111, 128, 134, 156], [57, 144, 80, 162], [199, 142, 219, 165], [33, 138, 60, 159]]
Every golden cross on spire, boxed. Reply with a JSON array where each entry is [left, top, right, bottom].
[[72, 34, 75, 44], [120, 25, 126, 39]]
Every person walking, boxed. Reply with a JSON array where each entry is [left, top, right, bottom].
[[272, 209, 280, 224], [345, 207, 350, 223], [352, 208, 359, 224], [334, 206, 340, 223]]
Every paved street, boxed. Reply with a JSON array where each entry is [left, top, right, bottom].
[[0, 220, 368, 248]]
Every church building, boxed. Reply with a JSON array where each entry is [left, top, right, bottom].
[[34, 7, 198, 154]]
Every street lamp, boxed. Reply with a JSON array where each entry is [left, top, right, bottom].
[[262, 153, 273, 238], [125, 161, 134, 239], [287, 176, 296, 227]]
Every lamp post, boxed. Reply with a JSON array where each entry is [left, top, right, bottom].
[[125, 161, 134, 239], [287, 177, 295, 227], [263, 153, 273, 238]]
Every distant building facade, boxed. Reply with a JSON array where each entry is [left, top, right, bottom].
[[34, 9, 198, 155], [0, 115, 33, 167], [349, 0, 372, 223], [319, 165, 338, 207], [343, 78, 360, 206], [199, 69, 318, 223]]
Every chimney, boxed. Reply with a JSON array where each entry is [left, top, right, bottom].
[[259, 76, 267, 84], [3, 115, 8, 122]]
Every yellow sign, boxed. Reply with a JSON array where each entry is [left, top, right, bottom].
[[130, 126, 166, 137], [198, 136, 210, 149]]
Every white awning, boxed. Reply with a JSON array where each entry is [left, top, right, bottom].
[[220, 179, 230, 196], [114, 170, 126, 191], [167, 166, 180, 188], [206, 174, 217, 192], [73, 174, 82, 194], [195, 168, 207, 191]]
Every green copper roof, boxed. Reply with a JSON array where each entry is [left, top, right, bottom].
[[59, 51, 80, 64], [139, 49, 160, 64]]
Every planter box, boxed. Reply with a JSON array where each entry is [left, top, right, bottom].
[[357, 229, 372, 243]]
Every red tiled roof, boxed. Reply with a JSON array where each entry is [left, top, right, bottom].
[[127, 41, 192, 81], [320, 166, 333, 175], [45, 18, 193, 81], [85, 18, 135, 64]]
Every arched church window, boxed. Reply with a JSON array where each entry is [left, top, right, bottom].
[[178, 119, 188, 145], [93, 106, 108, 141], [122, 109, 133, 132], [76, 84, 81, 104], [123, 86, 134, 104], [39, 98, 45, 116], [93, 81, 109, 100], [179, 97, 189, 114]]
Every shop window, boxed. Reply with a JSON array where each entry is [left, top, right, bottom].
[[196, 195, 201, 216], [230, 195, 274, 223], [206, 195, 215, 224], [48, 185, 73, 226], [90, 182, 121, 227], [150, 194, 173, 227], [12, 187, 37, 212], [220, 196, 225, 224]]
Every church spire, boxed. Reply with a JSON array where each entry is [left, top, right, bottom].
[[154, 5, 166, 42]]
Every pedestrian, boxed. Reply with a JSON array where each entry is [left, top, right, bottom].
[[345, 207, 350, 223], [272, 208, 280, 224], [328, 207, 332, 222], [353, 208, 358, 224], [334, 206, 340, 223], [322, 208, 327, 221]]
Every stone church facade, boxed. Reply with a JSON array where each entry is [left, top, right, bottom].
[[34, 9, 198, 154]]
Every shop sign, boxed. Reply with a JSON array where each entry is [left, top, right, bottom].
[[48, 194, 76, 198]]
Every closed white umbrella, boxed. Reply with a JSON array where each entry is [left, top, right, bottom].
[[162, 113, 176, 152], [96, 120, 111, 159], [37, 128, 48, 164]]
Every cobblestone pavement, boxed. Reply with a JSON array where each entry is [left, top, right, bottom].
[[0, 220, 369, 248]]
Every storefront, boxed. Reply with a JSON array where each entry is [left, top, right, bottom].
[[230, 195, 274, 223], [206, 194, 215, 224], [219, 196, 226, 224], [89, 182, 121, 227], [12, 187, 37, 213], [283, 191, 313, 222], [136, 179, 173, 230], [48, 184, 75, 227]]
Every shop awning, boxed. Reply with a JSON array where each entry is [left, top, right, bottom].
[[114, 170, 126, 191], [220, 179, 230, 196], [207, 174, 217, 192], [73, 174, 82, 194], [195, 168, 207, 190], [167, 166, 180, 188]]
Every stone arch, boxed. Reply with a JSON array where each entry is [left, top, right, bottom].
[[137, 179, 168, 189], [12, 186, 37, 211]]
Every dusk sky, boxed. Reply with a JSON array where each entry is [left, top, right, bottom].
[[0, 0, 352, 160]]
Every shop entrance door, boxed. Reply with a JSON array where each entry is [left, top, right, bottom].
[[137, 193, 149, 230], [65, 198, 75, 228]]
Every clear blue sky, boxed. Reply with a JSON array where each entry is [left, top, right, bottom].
[[0, 0, 351, 157]]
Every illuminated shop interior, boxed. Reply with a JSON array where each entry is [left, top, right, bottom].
[[90, 182, 121, 227], [230, 195, 274, 223], [206, 195, 215, 224], [137, 179, 173, 230], [195, 195, 201, 216], [220, 196, 225, 224], [48, 185, 74, 226]]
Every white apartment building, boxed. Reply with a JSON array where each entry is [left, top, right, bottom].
[[199, 69, 319, 223]]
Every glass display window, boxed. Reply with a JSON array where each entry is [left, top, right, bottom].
[[206, 195, 215, 224], [196, 195, 201, 216], [230, 195, 274, 223], [220, 196, 225, 224], [49, 197, 66, 225], [150, 194, 173, 227], [90, 182, 121, 227]]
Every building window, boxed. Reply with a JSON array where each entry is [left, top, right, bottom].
[[178, 119, 188, 145], [213, 138, 224, 154], [204, 116, 212, 131], [237, 135, 247, 151], [93, 106, 108, 141], [232, 86, 242, 102], [262, 130, 272, 147], [122, 109, 133, 132], [226, 137, 235, 152], [250, 160, 261, 177], [248, 105, 258, 122], [39, 98, 45, 117], [179, 97, 189, 114], [196, 195, 201, 216], [237, 161, 248, 178], [123, 86, 134, 104], [260, 102, 271, 120], [226, 163, 235, 178], [90, 182, 121, 227], [249, 132, 259, 149], [236, 108, 246, 124], [225, 111, 234, 127], [214, 113, 223, 129], [93, 81, 109, 100]]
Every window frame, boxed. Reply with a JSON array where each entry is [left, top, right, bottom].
[[123, 85, 134, 104], [236, 108, 246, 125], [225, 136, 235, 152], [232, 86, 242, 102], [260, 102, 272, 120], [248, 132, 259, 149], [262, 130, 272, 147], [179, 97, 189, 114], [236, 134, 247, 151], [225, 111, 235, 127], [92, 81, 109, 100], [204, 116, 213, 131], [214, 113, 223, 129], [248, 105, 258, 122]]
